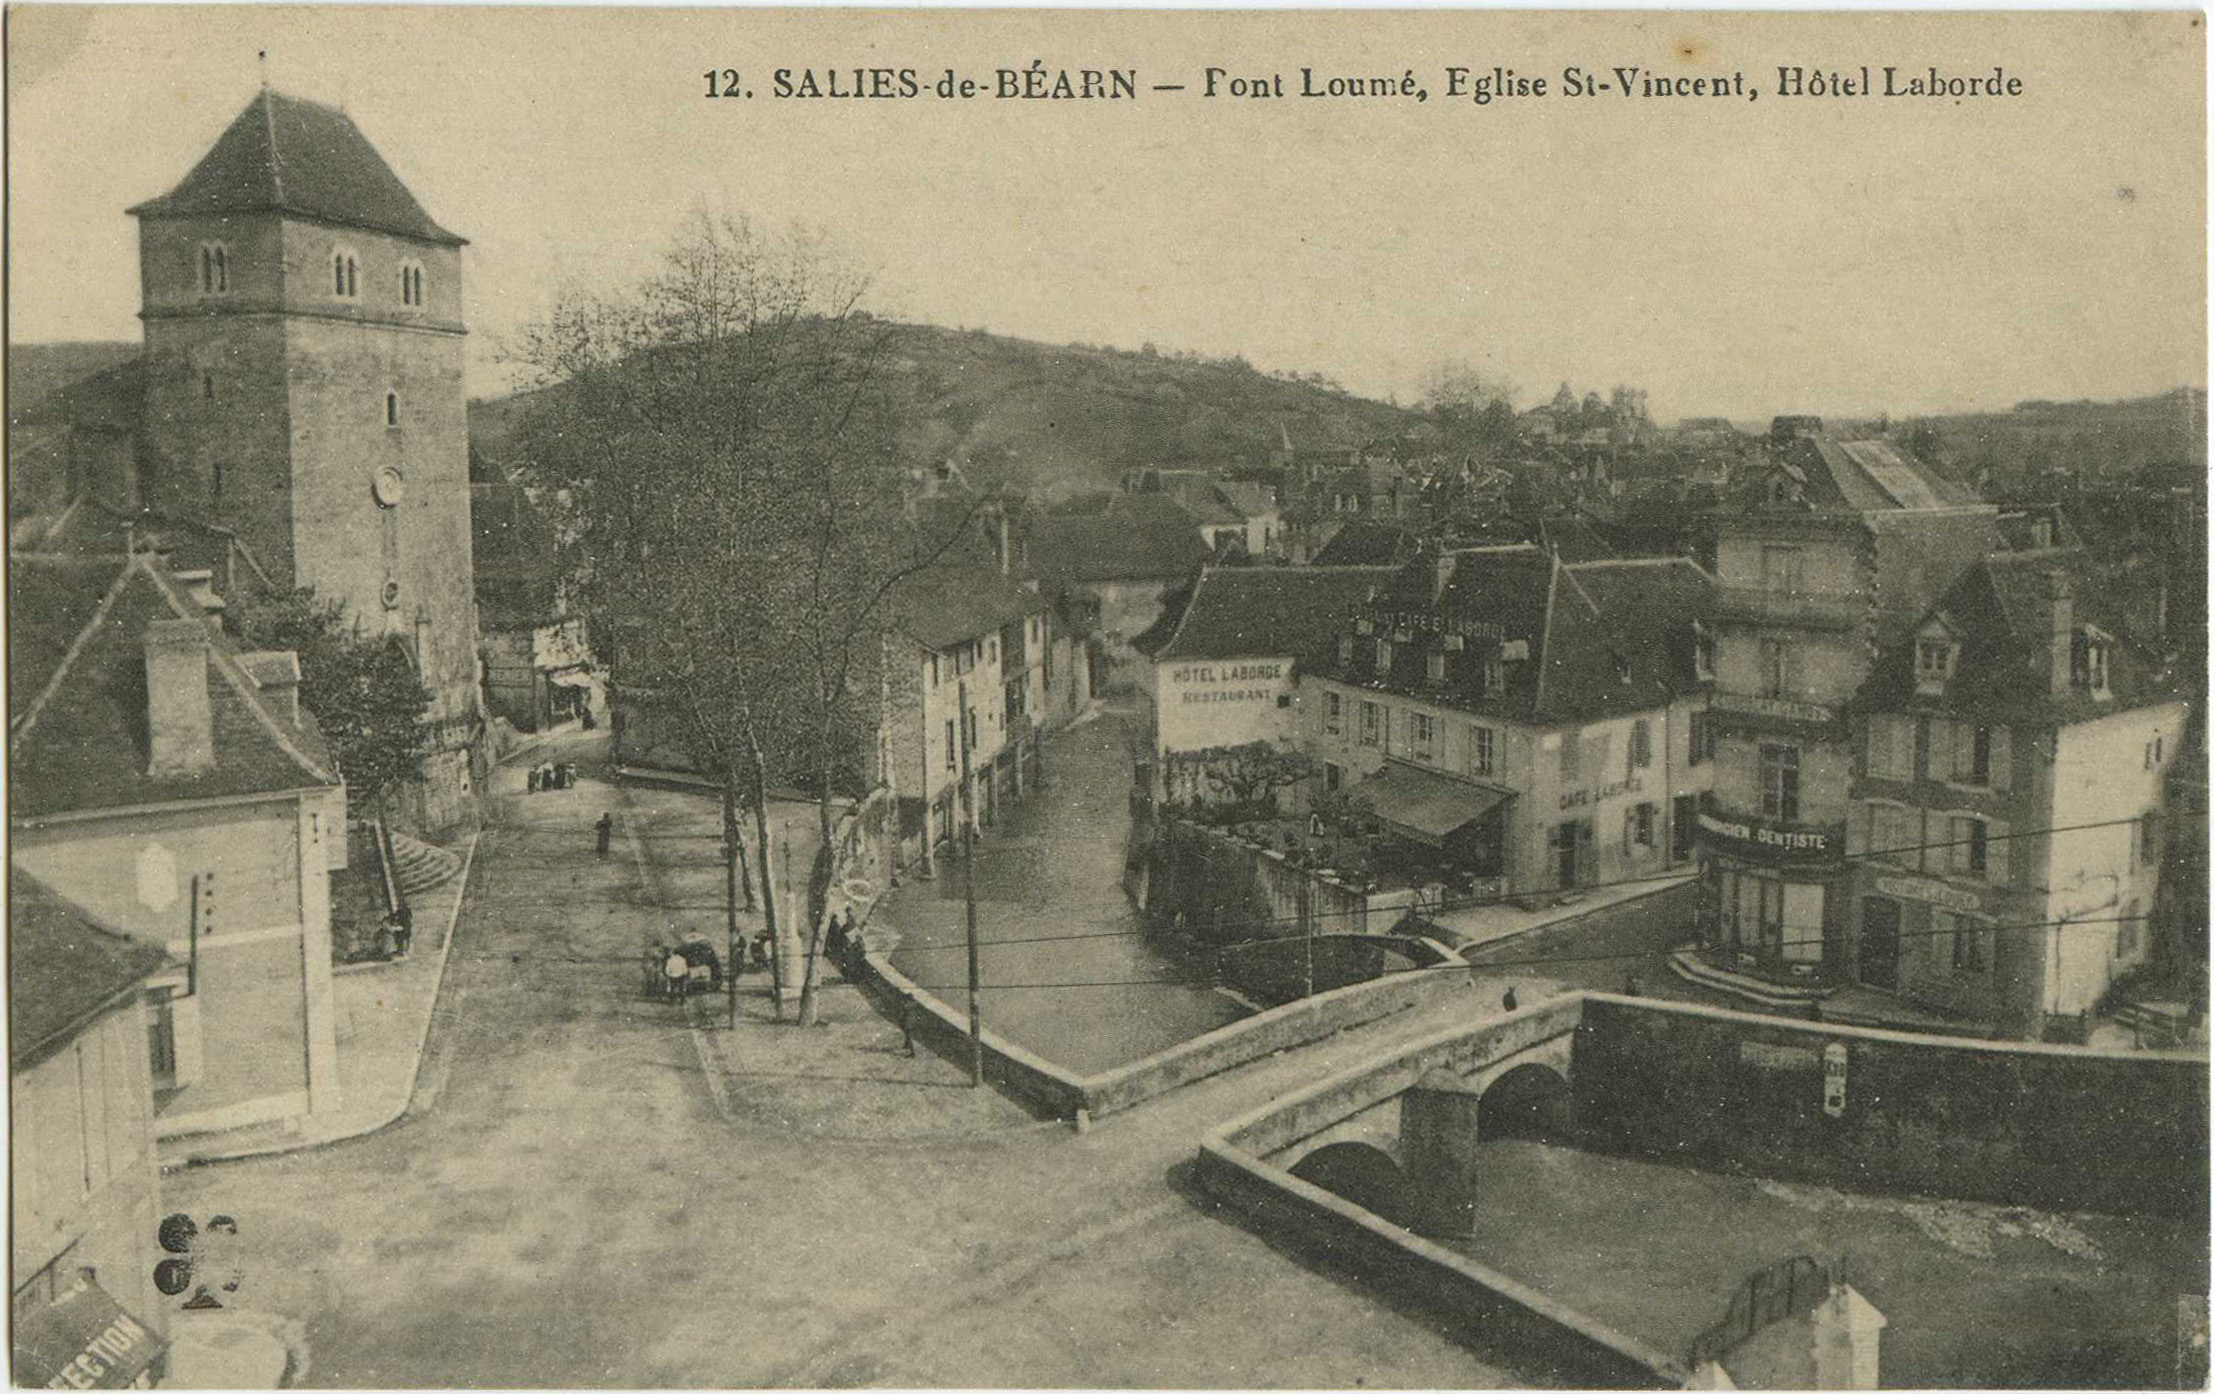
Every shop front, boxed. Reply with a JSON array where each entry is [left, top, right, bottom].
[[1695, 796, 1848, 987]]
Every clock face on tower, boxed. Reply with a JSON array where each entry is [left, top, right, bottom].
[[372, 466, 407, 508]]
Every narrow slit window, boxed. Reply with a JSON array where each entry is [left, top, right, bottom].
[[385, 391, 399, 427]]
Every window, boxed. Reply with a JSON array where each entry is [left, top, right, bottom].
[[1358, 701, 1380, 747], [1689, 712, 1710, 766], [147, 983, 203, 1092], [944, 720, 956, 772], [1630, 718, 1652, 770], [202, 372, 216, 402], [1960, 724, 1992, 785], [1325, 692, 1342, 735], [1426, 652, 1447, 683], [930, 653, 941, 687], [1759, 743, 1800, 822], [1324, 762, 1342, 792], [2146, 735, 2166, 770], [1413, 712, 1435, 760], [1866, 714, 1915, 781], [1470, 724, 1496, 777], [385, 391, 399, 428], [2137, 813, 2160, 870], [1869, 802, 1920, 870], [1942, 912, 1988, 972], [1483, 653, 1505, 696], [1587, 732, 1613, 784], [1626, 802, 1656, 853], [197, 241, 230, 295], [2072, 632, 2111, 696], [1560, 730, 1583, 784], [1758, 639, 1802, 699], [333, 248, 359, 299], [1375, 639, 1393, 672], [1692, 622, 1715, 681], [399, 261, 425, 306], [1338, 636, 1354, 667], [1916, 639, 1955, 693], [1759, 544, 1806, 594], [1949, 816, 1989, 876]]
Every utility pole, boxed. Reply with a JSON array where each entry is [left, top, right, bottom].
[[957, 678, 983, 1088]]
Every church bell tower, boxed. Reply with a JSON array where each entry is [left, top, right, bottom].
[[130, 88, 482, 828]]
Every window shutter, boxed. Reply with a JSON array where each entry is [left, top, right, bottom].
[[1624, 808, 1635, 855], [1927, 719, 1953, 783], [1986, 817, 2009, 884], [1989, 726, 2011, 791], [1853, 803, 1874, 857]]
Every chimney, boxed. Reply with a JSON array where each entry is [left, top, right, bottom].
[[241, 650, 302, 725], [2046, 568, 2074, 696], [144, 617, 215, 776], [172, 567, 224, 618], [994, 508, 1012, 578]]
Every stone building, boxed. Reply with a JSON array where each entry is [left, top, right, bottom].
[[124, 88, 482, 830], [9, 873, 172, 1388], [1836, 550, 2188, 1039], [10, 550, 347, 1139], [1680, 435, 2001, 1008], [1308, 546, 1714, 895]]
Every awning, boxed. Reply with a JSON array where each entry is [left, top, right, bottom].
[[13, 1278, 166, 1389], [1351, 764, 1514, 848]]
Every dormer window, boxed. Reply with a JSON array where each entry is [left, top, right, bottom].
[[1338, 636, 1354, 667], [1426, 652, 1447, 683], [197, 241, 230, 295], [333, 248, 359, 299], [1483, 654, 1505, 696], [1375, 639, 1393, 672], [1915, 637, 1957, 695], [1691, 621, 1715, 681], [2072, 629, 2112, 698]]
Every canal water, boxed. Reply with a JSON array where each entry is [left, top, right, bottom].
[[882, 712, 1247, 1074]]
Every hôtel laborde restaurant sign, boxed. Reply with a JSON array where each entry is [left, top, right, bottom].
[[1168, 661, 1285, 705]]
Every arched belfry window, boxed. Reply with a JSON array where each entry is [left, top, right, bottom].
[[333, 248, 359, 300], [197, 241, 230, 295], [398, 262, 426, 307]]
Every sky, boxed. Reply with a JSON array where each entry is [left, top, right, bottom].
[[7, 6, 2206, 421]]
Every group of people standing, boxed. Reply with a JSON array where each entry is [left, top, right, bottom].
[[646, 909, 865, 1008], [528, 762, 577, 793]]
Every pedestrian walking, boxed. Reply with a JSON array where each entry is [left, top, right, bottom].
[[1501, 986, 1519, 1012], [826, 910, 851, 974], [595, 811, 614, 855], [664, 946, 691, 1004], [391, 904, 415, 958], [527, 765, 541, 794]]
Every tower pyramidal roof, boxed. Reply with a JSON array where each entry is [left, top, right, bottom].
[[128, 88, 466, 246]]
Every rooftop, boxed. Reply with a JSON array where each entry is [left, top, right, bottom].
[[1038, 493, 1211, 584], [10, 871, 170, 1068], [8, 553, 340, 820], [1144, 565, 1397, 669], [128, 89, 466, 246]]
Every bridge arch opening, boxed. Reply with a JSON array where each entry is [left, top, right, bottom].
[[1479, 1062, 1573, 1142], [1288, 1142, 1417, 1228]]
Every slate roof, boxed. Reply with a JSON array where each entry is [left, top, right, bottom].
[[9, 871, 170, 1069], [128, 90, 466, 246], [1038, 493, 1211, 584], [1756, 435, 1980, 513], [1320, 549, 1712, 727], [1853, 548, 2178, 722], [1146, 565, 1396, 668], [891, 563, 1044, 653], [1311, 521, 1419, 567], [9, 553, 340, 820]]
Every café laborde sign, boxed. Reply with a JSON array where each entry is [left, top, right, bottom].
[[1169, 661, 1285, 705]]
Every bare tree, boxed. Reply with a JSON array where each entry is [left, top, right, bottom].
[[516, 210, 971, 1026]]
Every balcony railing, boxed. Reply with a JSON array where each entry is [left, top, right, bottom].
[[1714, 586, 1862, 630]]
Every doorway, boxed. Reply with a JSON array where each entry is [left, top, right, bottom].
[[1860, 896, 1901, 990]]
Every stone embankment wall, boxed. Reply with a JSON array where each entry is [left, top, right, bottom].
[[1571, 996, 2210, 1216]]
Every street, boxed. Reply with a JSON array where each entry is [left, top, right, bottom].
[[162, 730, 1530, 1388], [882, 710, 1247, 1074]]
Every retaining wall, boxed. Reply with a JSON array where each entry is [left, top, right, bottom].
[[1571, 995, 2211, 1216]]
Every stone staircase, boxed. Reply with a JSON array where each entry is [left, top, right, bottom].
[[387, 828, 464, 899]]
